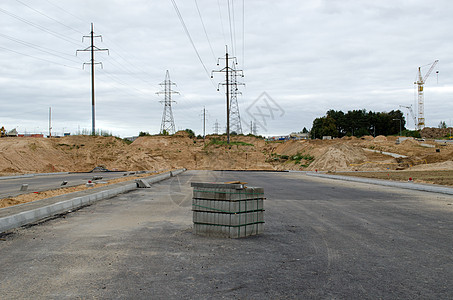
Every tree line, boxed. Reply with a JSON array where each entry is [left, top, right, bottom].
[[310, 109, 406, 139]]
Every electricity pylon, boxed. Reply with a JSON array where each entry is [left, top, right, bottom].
[[211, 46, 243, 143], [157, 70, 179, 135], [229, 70, 244, 134]]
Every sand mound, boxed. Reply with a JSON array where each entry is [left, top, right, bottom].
[[409, 160, 453, 171], [308, 143, 367, 171], [374, 135, 387, 142], [421, 127, 453, 139], [400, 139, 418, 146]]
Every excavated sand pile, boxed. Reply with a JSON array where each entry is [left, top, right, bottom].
[[308, 143, 368, 171], [421, 127, 453, 139], [1, 132, 453, 175], [374, 135, 387, 142]]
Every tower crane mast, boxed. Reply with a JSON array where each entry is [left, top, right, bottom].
[[414, 60, 438, 130]]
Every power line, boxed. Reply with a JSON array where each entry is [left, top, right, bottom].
[[102, 51, 158, 89], [231, 0, 237, 57], [0, 33, 81, 64], [242, 0, 245, 70], [170, 0, 216, 88], [217, 0, 227, 45], [44, 0, 87, 25], [227, 0, 235, 56], [95, 74, 151, 101], [0, 7, 82, 47], [98, 70, 153, 99], [194, 0, 217, 63], [0, 45, 79, 69], [43, 0, 161, 91], [14, 0, 84, 35]]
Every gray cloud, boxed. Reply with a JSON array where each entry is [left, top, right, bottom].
[[0, 0, 451, 137]]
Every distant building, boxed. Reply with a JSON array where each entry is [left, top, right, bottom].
[[290, 132, 309, 140], [6, 128, 18, 137]]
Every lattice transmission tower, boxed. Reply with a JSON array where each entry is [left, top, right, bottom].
[[211, 46, 243, 143], [229, 70, 244, 134], [213, 119, 220, 135], [157, 70, 179, 134]]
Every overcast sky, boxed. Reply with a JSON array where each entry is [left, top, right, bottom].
[[1, 0, 452, 137]]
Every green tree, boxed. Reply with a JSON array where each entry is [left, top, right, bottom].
[[139, 131, 151, 136], [311, 109, 406, 138], [438, 121, 447, 129], [311, 116, 337, 139], [185, 129, 195, 138]]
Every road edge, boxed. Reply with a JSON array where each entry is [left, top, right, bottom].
[[0, 168, 186, 233], [306, 172, 453, 195]]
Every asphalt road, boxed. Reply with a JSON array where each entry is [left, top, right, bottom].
[[0, 170, 452, 299], [0, 172, 133, 199]]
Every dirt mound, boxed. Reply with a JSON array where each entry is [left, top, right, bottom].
[[409, 161, 453, 171], [400, 138, 419, 146], [374, 135, 387, 142], [1, 133, 453, 175], [421, 127, 452, 139], [308, 143, 368, 171], [362, 135, 374, 141]]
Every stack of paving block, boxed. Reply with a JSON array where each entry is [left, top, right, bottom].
[[191, 182, 264, 238]]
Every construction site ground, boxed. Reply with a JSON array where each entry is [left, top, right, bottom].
[[1, 170, 452, 299], [1, 130, 453, 209]]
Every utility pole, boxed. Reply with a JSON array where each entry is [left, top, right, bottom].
[[48, 107, 52, 138], [157, 70, 179, 135], [77, 23, 109, 136], [212, 46, 242, 144], [202, 106, 206, 139]]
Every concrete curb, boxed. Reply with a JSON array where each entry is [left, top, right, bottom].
[[0, 172, 70, 181], [0, 168, 186, 233], [307, 172, 453, 195]]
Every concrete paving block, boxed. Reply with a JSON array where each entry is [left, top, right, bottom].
[[193, 187, 264, 201], [20, 184, 28, 191], [193, 223, 264, 238], [192, 198, 264, 213], [193, 211, 264, 226], [191, 182, 246, 190]]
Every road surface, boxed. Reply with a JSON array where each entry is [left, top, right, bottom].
[[0, 172, 136, 199], [0, 170, 452, 299]]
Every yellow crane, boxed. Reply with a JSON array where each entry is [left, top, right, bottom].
[[414, 60, 439, 130]]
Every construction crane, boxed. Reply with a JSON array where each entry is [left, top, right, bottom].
[[399, 105, 417, 129], [414, 60, 439, 130]]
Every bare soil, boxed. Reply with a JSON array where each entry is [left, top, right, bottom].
[[1, 130, 452, 189]]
